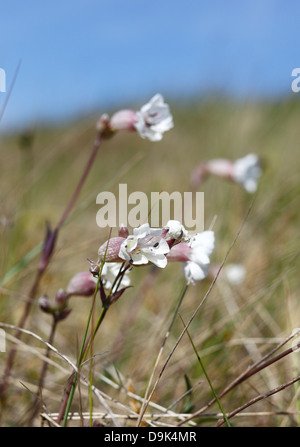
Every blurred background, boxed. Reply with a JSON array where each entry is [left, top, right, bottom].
[[0, 0, 299, 131], [0, 1, 300, 427]]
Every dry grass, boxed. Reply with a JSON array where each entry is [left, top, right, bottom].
[[0, 96, 299, 427]]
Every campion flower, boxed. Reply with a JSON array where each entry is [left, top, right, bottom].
[[164, 220, 189, 242], [208, 263, 246, 285], [97, 94, 173, 141], [101, 262, 131, 292], [191, 153, 262, 193], [168, 231, 215, 284], [119, 223, 170, 268], [223, 263, 246, 285], [232, 153, 262, 193], [134, 94, 174, 141]]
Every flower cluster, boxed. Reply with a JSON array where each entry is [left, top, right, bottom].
[[98, 221, 215, 285]]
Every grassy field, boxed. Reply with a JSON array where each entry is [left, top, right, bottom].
[[0, 95, 299, 427]]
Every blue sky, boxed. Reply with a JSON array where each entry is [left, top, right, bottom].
[[0, 0, 299, 131]]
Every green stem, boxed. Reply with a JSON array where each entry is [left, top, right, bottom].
[[180, 315, 231, 427], [60, 235, 112, 426]]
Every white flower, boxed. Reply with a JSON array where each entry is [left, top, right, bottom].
[[165, 220, 189, 241], [101, 262, 131, 291], [134, 94, 174, 141], [183, 231, 215, 284], [119, 223, 170, 268], [232, 154, 262, 193], [223, 263, 246, 285]]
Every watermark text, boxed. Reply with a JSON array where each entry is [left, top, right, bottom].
[[96, 184, 204, 232], [291, 68, 300, 93], [0, 67, 6, 93]]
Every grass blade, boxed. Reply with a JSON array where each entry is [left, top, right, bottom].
[[179, 314, 231, 427]]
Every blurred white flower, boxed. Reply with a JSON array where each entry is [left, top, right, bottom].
[[223, 263, 246, 285], [232, 153, 262, 193], [164, 220, 189, 242], [168, 231, 215, 284], [183, 231, 215, 284], [119, 223, 170, 268], [134, 94, 174, 141], [191, 153, 262, 193], [101, 262, 131, 291]]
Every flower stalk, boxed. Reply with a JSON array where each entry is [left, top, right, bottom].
[[0, 130, 104, 401]]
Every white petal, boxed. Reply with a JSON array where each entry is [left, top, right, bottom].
[[126, 236, 139, 253], [190, 250, 210, 265], [140, 94, 164, 113], [166, 220, 188, 240], [119, 241, 131, 261], [147, 227, 163, 238], [131, 252, 149, 265], [133, 223, 150, 238], [224, 264, 246, 285], [152, 238, 170, 255], [134, 94, 173, 141], [146, 252, 168, 268], [190, 231, 215, 256], [183, 261, 208, 283], [232, 153, 262, 193]]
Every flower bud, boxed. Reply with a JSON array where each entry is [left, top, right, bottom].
[[98, 237, 126, 262], [55, 288, 68, 309], [89, 262, 100, 277], [96, 113, 115, 138], [38, 295, 52, 313], [164, 220, 189, 242], [118, 225, 129, 238], [66, 271, 97, 297]]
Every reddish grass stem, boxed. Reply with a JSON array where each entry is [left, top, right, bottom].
[[0, 131, 103, 401], [177, 338, 300, 426], [216, 373, 300, 427]]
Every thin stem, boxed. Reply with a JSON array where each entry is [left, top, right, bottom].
[[55, 133, 102, 231], [59, 293, 101, 427], [136, 282, 189, 426], [59, 236, 114, 426], [38, 317, 58, 391], [27, 316, 58, 425], [179, 314, 231, 427], [59, 303, 110, 427], [177, 338, 300, 426], [0, 268, 43, 400], [0, 131, 103, 401], [216, 374, 300, 427]]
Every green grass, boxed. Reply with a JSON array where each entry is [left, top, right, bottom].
[[0, 96, 299, 427]]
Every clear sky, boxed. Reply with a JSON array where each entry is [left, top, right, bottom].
[[0, 0, 299, 131]]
